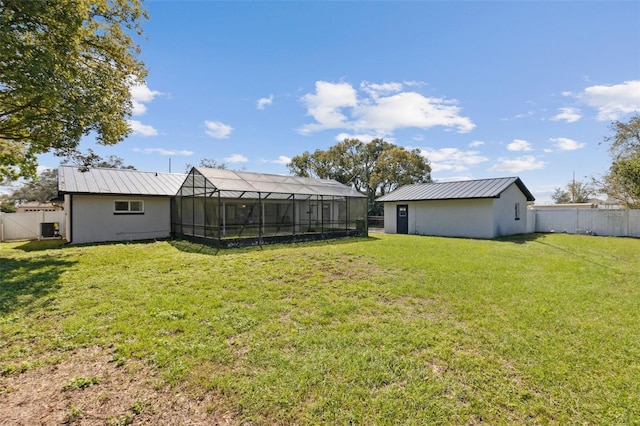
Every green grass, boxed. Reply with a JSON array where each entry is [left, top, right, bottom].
[[1, 233, 639, 424]]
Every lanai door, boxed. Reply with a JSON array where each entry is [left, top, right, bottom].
[[397, 204, 408, 234]]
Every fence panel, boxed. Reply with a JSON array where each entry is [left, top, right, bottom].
[[0, 211, 65, 242], [533, 209, 639, 237], [534, 209, 578, 233], [630, 212, 640, 238]]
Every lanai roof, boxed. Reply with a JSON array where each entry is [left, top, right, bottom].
[[376, 177, 535, 202], [58, 165, 186, 196], [191, 167, 366, 198]]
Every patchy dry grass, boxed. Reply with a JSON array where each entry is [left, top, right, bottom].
[[1, 233, 639, 424]]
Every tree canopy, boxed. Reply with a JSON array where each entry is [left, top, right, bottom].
[[10, 167, 59, 204], [288, 138, 432, 214], [551, 180, 596, 204], [0, 0, 147, 181], [6, 153, 134, 208], [600, 115, 640, 208]]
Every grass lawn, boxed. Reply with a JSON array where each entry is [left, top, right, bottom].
[[1, 233, 639, 424]]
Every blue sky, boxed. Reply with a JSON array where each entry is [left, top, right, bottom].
[[39, 1, 640, 203]]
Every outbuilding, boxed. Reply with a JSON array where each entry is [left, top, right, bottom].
[[376, 177, 535, 239]]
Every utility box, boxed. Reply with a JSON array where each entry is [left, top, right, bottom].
[[40, 222, 60, 238]]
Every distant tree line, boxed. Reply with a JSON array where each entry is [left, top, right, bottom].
[[0, 153, 135, 212]]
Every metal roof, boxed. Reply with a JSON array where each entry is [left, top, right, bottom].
[[376, 177, 535, 202], [194, 167, 366, 198], [58, 166, 187, 196]]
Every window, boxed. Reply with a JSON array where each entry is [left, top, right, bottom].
[[398, 206, 407, 217], [514, 203, 520, 220], [114, 200, 144, 214]]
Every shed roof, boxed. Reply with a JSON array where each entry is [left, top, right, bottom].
[[58, 165, 186, 196], [376, 177, 535, 202], [193, 167, 366, 198]]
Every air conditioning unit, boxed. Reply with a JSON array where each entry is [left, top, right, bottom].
[[40, 222, 60, 239]]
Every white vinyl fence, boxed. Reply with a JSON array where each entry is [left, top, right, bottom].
[[0, 211, 65, 242], [530, 209, 640, 237]]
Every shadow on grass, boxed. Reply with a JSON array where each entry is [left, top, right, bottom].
[[494, 232, 548, 244], [0, 253, 76, 315], [13, 239, 68, 252], [168, 235, 380, 256]]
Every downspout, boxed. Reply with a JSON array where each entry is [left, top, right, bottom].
[[68, 194, 73, 243]]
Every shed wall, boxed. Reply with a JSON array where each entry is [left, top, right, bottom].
[[491, 183, 528, 237], [69, 195, 171, 244], [384, 199, 495, 238]]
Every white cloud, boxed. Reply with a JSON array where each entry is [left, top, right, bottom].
[[133, 148, 193, 156], [257, 95, 274, 110], [507, 139, 533, 152], [579, 80, 640, 120], [469, 140, 485, 147], [130, 82, 163, 116], [298, 80, 475, 135], [204, 120, 233, 139], [360, 81, 403, 98], [551, 107, 582, 123], [129, 120, 159, 137], [489, 156, 545, 173], [419, 147, 489, 173], [298, 81, 358, 134], [354, 92, 475, 134], [271, 155, 291, 165], [549, 137, 585, 151], [224, 154, 248, 163], [335, 132, 382, 143]]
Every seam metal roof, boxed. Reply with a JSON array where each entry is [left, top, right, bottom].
[[58, 166, 186, 196], [376, 177, 535, 202], [194, 167, 366, 198]]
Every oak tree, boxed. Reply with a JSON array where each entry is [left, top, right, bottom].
[[288, 138, 431, 214], [0, 0, 148, 180]]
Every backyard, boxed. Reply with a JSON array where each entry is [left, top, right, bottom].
[[1, 233, 639, 424]]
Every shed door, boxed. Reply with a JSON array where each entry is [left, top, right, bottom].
[[396, 205, 408, 234]]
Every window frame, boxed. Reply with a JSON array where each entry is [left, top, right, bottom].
[[514, 202, 521, 221], [114, 200, 145, 215]]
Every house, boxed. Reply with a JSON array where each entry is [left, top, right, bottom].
[[16, 201, 62, 213], [58, 165, 368, 246], [58, 166, 186, 244], [376, 177, 535, 239]]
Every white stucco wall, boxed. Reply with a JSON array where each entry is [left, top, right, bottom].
[[384, 199, 495, 238], [491, 183, 528, 237], [414, 198, 495, 238], [383, 202, 398, 234], [69, 195, 172, 244]]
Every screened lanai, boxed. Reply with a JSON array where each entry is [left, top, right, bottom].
[[171, 167, 368, 247]]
